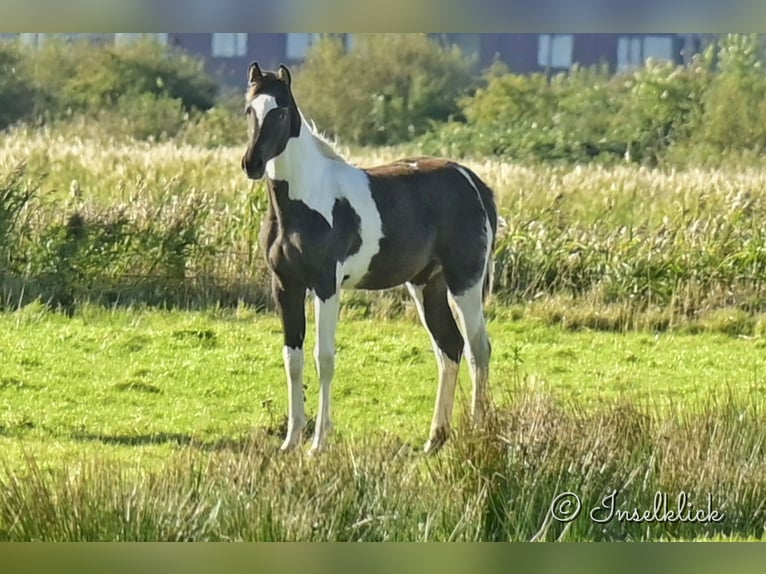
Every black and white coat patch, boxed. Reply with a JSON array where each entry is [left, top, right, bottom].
[[242, 62, 498, 454]]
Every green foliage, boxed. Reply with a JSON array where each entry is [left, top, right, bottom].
[[698, 34, 766, 153], [0, 163, 37, 273], [0, 163, 270, 312], [181, 91, 247, 148], [0, 37, 218, 138], [417, 33, 766, 167], [108, 93, 188, 141], [293, 34, 475, 146], [0, 308, 764, 541], [0, 43, 39, 130], [7, 33, 766, 161], [29, 37, 217, 115]]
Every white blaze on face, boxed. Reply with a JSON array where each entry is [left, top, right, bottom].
[[249, 93, 278, 125]]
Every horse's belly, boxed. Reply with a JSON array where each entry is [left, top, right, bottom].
[[340, 251, 374, 289], [341, 238, 434, 290]]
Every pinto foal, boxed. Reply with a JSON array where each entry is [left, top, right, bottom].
[[241, 62, 498, 454]]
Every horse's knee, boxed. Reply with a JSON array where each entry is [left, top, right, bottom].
[[473, 333, 491, 366], [465, 326, 491, 367], [314, 348, 335, 380]]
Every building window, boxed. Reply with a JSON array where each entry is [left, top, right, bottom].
[[538, 34, 573, 69], [211, 33, 247, 58], [115, 33, 168, 46], [19, 33, 42, 47], [286, 33, 322, 60], [617, 35, 675, 72]]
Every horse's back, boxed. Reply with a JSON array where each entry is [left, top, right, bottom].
[[349, 156, 496, 293]]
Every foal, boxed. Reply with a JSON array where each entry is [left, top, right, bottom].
[[241, 62, 498, 454]]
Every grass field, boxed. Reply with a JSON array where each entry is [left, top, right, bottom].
[[1, 303, 764, 541], [1, 129, 766, 541], [2, 302, 764, 450]]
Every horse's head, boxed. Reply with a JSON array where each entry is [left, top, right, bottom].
[[241, 62, 300, 180]]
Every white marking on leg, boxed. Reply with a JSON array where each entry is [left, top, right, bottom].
[[407, 282, 460, 453], [311, 265, 343, 454], [426, 358, 459, 452], [281, 345, 306, 451], [448, 280, 491, 426]]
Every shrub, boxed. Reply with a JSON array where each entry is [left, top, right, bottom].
[[698, 34, 766, 153], [416, 34, 766, 167], [108, 93, 188, 141], [612, 56, 713, 164], [0, 43, 39, 130], [293, 34, 476, 146], [0, 37, 218, 130], [181, 91, 246, 148]]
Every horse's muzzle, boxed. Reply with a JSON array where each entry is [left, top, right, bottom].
[[242, 153, 265, 180]]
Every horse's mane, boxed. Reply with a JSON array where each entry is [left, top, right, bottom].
[[302, 113, 345, 162]]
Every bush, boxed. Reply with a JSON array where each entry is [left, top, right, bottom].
[[181, 91, 246, 148], [293, 34, 476, 146], [418, 63, 624, 162], [0, 43, 39, 130], [698, 34, 766, 153], [108, 93, 188, 141], [417, 34, 766, 167], [33, 37, 218, 115], [0, 37, 218, 130]]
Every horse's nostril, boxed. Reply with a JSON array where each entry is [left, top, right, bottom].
[[243, 156, 264, 179]]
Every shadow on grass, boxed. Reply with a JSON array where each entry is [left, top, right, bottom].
[[69, 419, 315, 452], [71, 432, 270, 454]]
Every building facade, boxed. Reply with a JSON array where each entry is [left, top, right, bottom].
[[2, 33, 717, 86]]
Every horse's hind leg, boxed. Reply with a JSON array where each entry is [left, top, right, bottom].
[[447, 279, 491, 427], [406, 275, 464, 454]]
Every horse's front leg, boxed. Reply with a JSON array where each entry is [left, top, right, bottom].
[[311, 270, 341, 454], [274, 276, 308, 452]]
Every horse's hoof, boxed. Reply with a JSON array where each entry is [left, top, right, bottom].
[[280, 440, 300, 453], [308, 438, 330, 456], [423, 428, 449, 455]]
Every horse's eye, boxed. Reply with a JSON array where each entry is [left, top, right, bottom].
[[245, 106, 252, 116], [279, 108, 288, 120]]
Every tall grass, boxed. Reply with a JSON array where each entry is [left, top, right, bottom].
[[0, 387, 762, 541], [4, 132, 766, 330]]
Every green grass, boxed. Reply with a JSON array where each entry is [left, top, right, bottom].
[[2, 301, 763, 460], [0, 302, 764, 542]]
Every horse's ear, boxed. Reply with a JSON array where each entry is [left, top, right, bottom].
[[248, 61, 263, 84], [277, 64, 292, 86]]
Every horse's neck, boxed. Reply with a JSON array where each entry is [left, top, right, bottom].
[[266, 117, 346, 212], [266, 117, 347, 224]]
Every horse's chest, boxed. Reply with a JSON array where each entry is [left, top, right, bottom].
[[262, 219, 328, 277], [260, 208, 363, 293], [261, 176, 385, 292]]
